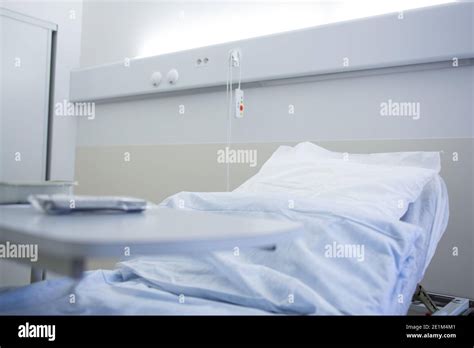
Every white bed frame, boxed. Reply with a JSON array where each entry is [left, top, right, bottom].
[[411, 284, 471, 316]]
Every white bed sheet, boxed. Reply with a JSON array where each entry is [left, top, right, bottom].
[[401, 175, 449, 276]]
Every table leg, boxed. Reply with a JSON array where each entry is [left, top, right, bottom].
[[71, 258, 85, 279], [30, 267, 46, 283]]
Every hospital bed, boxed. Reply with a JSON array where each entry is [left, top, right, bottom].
[[0, 143, 465, 315]]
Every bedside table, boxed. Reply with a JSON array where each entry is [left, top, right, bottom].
[[0, 205, 302, 281]]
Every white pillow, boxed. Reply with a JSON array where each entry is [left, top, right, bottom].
[[289, 142, 441, 171], [236, 142, 440, 220]]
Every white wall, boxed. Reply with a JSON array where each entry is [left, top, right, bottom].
[[1, 0, 83, 181], [80, 0, 452, 66]]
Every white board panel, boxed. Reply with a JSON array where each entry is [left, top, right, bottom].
[[70, 2, 474, 103], [76, 64, 473, 147]]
